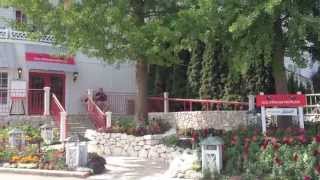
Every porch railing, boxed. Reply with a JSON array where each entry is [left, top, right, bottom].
[[0, 28, 54, 43], [87, 97, 109, 129], [50, 93, 67, 141], [148, 96, 249, 112]]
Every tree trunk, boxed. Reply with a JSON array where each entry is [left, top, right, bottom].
[[272, 18, 291, 128], [135, 60, 148, 126], [272, 18, 288, 94]]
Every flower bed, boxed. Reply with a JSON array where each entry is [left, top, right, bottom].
[[0, 125, 106, 175], [221, 126, 320, 179]]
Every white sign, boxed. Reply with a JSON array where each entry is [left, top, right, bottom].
[[10, 80, 27, 98], [266, 108, 298, 116]]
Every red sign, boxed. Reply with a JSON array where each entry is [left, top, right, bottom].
[[25, 52, 75, 65], [256, 94, 306, 107]]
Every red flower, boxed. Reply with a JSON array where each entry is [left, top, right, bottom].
[[315, 164, 320, 175], [297, 134, 308, 144], [192, 132, 198, 142], [313, 149, 320, 156], [272, 143, 281, 151], [314, 135, 320, 143], [283, 136, 294, 145], [231, 135, 238, 145], [271, 137, 278, 145], [304, 176, 312, 180], [274, 156, 283, 166]]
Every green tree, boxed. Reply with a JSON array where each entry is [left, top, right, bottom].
[[176, 0, 320, 94], [7, 0, 189, 125], [187, 41, 205, 98], [245, 58, 275, 95], [199, 41, 227, 99]]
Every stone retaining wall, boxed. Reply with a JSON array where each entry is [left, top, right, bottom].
[[85, 130, 185, 161], [149, 111, 248, 130]]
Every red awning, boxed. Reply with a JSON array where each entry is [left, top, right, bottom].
[[25, 52, 77, 72]]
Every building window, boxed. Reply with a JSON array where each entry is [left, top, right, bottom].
[[15, 10, 26, 24], [0, 72, 8, 104]]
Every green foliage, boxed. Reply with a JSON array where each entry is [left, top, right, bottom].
[[87, 152, 106, 174], [7, 0, 185, 65], [162, 135, 179, 147], [187, 41, 205, 98], [0, 151, 14, 162]]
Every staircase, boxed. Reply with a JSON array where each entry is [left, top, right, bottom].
[[67, 115, 95, 136]]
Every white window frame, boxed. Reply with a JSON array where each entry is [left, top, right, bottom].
[[0, 71, 9, 105]]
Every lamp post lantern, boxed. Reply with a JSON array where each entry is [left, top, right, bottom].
[[200, 136, 224, 174]]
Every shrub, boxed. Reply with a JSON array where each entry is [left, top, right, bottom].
[[162, 135, 179, 147], [87, 153, 106, 174]]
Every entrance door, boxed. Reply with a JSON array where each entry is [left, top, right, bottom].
[[28, 72, 65, 115]]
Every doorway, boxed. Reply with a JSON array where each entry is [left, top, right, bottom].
[[28, 72, 65, 115]]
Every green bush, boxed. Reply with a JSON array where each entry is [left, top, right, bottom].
[[87, 153, 106, 174], [162, 135, 179, 147]]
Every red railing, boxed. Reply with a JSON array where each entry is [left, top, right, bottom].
[[50, 93, 67, 138], [148, 97, 249, 112], [87, 97, 106, 129]]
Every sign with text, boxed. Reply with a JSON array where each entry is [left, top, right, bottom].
[[25, 52, 75, 65], [266, 108, 298, 116], [256, 94, 306, 107]]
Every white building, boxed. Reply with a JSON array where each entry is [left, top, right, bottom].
[[0, 7, 136, 118]]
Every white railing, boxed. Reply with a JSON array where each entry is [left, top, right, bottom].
[[0, 28, 54, 43], [305, 94, 320, 122]]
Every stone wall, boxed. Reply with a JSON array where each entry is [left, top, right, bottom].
[[85, 129, 185, 161], [149, 111, 248, 130]]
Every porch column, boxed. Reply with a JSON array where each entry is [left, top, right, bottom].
[[105, 111, 112, 128], [297, 92, 305, 129], [248, 95, 255, 112], [60, 111, 67, 141], [164, 92, 169, 113], [87, 89, 93, 100], [43, 87, 51, 116]]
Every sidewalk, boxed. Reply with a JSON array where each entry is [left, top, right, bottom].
[[0, 156, 179, 180], [90, 156, 178, 180]]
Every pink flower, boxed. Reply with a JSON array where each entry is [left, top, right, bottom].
[[304, 176, 311, 180]]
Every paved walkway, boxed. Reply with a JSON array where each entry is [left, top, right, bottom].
[[0, 156, 178, 180]]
